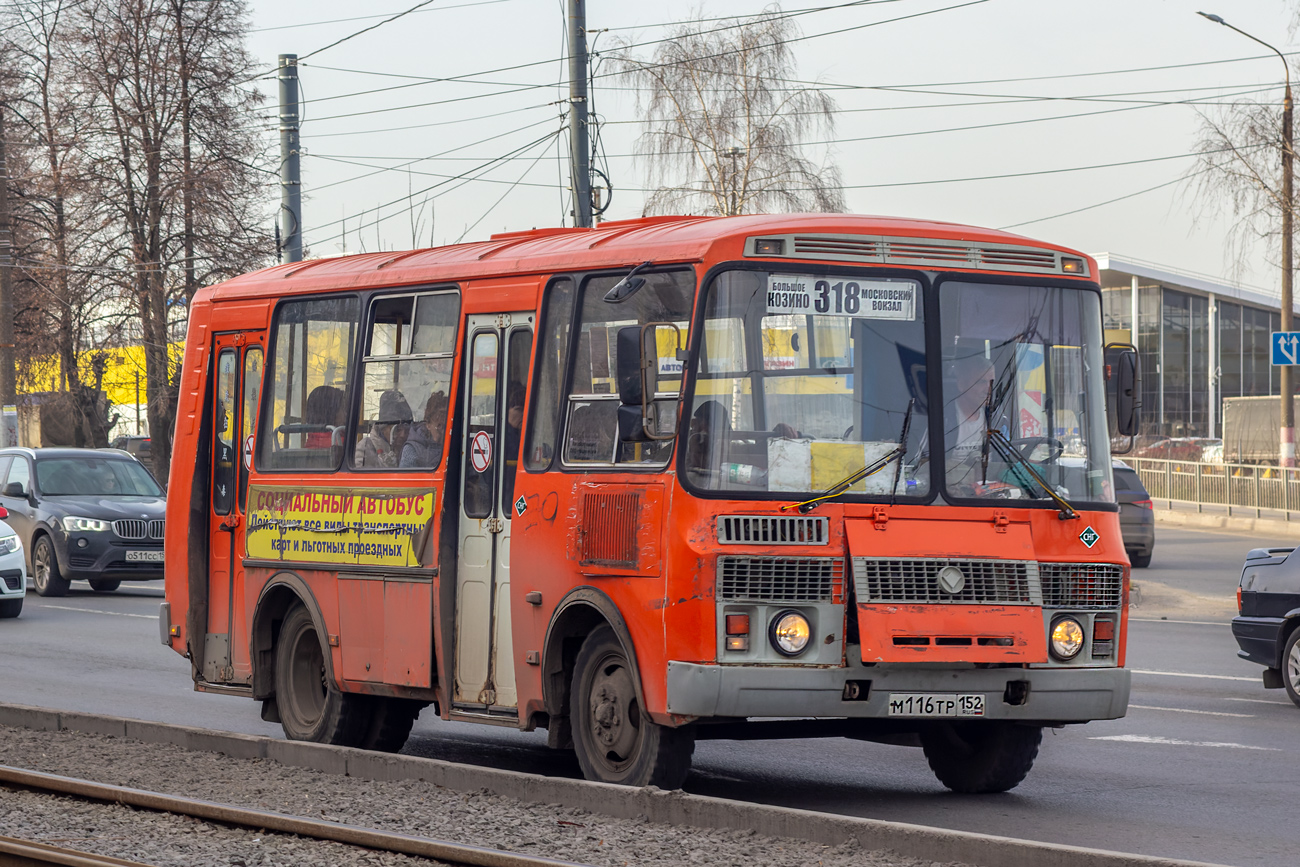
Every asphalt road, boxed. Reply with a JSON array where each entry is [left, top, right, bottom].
[[0, 525, 1289, 866]]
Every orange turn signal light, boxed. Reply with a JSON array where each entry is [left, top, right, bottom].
[[725, 614, 750, 635], [1093, 619, 1115, 642]]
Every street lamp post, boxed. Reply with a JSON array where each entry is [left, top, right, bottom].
[[1199, 12, 1294, 466]]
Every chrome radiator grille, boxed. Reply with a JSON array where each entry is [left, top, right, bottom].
[[853, 558, 1039, 605], [113, 519, 163, 540], [1039, 563, 1125, 609], [717, 556, 843, 602], [717, 515, 828, 545]]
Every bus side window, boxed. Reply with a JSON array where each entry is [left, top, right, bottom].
[[525, 278, 574, 471], [354, 291, 459, 471], [212, 349, 237, 515], [238, 345, 263, 512], [561, 269, 693, 468], [502, 328, 532, 514], [258, 296, 359, 471]]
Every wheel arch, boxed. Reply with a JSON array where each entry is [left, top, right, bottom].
[[250, 571, 332, 701], [541, 586, 647, 735], [1276, 609, 1300, 669]]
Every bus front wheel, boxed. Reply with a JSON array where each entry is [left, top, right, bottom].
[[274, 604, 368, 745], [920, 721, 1042, 793], [572, 625, 694, 788]]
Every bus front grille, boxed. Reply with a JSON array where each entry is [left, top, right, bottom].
[[1039, 563, 1124, 609], [853, 558, 1039, 605], [717, 556, 843, 602], [716, 515, 828, 545]]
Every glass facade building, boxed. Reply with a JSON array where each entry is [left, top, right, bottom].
[[1097, 255, 1287, 439]]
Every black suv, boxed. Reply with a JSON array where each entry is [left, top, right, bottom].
[[1233, 545, 1300, 707], [0, 448, 165, 596]]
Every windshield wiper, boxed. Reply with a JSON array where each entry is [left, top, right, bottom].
[[785, 399, 915, 515], [984, 429, 1078, 520]]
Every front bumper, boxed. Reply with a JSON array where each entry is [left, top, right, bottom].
[[0, 545, 25, 599], [666, 660, 1131, 723], [1232, 616, 1284, 669], [56, 532, 164, 581]]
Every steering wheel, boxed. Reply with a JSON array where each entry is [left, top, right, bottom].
[[1008, 436, 1064, 462]]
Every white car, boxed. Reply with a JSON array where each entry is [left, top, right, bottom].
[[0, 514, 25, 618]]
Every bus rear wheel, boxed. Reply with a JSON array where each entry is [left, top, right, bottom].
[[360, 698, 424, 752], [274, 604, 368, 745], [920, 721, 1042, 793], [572, 625, 694, 788]]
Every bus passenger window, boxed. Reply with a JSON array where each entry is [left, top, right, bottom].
[[258, 296, 359, 471], [502, 329, 532, 514], [525, 278, 574, 471], [355, 290, 459, 471], [238, 346, 263, 512], [212, 349, 236, 514], [562, 269, 693, 468]]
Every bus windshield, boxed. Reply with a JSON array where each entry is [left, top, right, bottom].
[[684, 269, 930, 499], [683, 270, 1113, 507], [940, 280, 1113, 505]]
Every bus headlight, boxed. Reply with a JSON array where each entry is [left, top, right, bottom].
[[769, 610, 811, 656], [1050, 616, 1085, 660]]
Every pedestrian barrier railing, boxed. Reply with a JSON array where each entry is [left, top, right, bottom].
[[1125, 457, 1300, 520]]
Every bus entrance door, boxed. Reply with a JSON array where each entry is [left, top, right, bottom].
[[205, 336, 263, 685], [454, 313, 533, 714]]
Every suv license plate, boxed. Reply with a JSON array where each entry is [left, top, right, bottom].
[[126, 550, 164, 563], [887, 693, 985, 717]]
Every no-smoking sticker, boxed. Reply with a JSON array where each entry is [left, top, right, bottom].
[[470, 430, 493, 473]]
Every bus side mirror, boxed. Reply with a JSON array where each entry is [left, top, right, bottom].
[[617, 324, 677, 442], [1106, 343, 1140, 451]]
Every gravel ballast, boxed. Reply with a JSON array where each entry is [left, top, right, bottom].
[[0, 725, 961, 867]]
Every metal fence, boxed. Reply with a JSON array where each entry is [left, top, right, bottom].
[[1125, 457, 1300, 520]]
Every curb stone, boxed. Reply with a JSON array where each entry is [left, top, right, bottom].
[[0, 702, 1227, 867]]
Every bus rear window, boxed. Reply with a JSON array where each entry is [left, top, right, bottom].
[[259, 296, 359, 471]]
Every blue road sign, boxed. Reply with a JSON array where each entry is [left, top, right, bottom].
[[1273, 331, 1300, 366]]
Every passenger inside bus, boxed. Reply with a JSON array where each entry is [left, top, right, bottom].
[[303, 385, 347, 450], [400, 390, 448, 468], [355, 389, 413, 468]]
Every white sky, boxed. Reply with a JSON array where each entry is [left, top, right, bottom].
[[245, 0, 1299, 296]]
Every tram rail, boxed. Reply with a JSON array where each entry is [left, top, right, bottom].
[[0, 764, 593, 867]]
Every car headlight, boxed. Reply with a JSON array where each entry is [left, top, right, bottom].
[[769, 610, 811, 656], [1050, 616, 1085, 660], [62, 516, 110, 533], [0, 536, 19, 556]]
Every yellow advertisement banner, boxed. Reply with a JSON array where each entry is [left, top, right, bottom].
[[247, 485, 437, 568]]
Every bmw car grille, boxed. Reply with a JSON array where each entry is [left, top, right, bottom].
[[113, 519, 164, 540]]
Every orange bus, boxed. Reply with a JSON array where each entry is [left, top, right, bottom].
[[161, 213, 1139, 793]]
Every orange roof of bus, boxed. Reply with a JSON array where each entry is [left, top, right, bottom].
[[205, 213, 1091, 302]]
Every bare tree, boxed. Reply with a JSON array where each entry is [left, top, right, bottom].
[[69, 0, 271, 479], [611, 5, 845, 217]]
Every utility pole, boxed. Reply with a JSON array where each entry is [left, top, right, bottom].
[[0, 105, 17, 448], [567, 0, 592, 228], [1199, 13, 1295, 466], [278, 54, 303, 263]]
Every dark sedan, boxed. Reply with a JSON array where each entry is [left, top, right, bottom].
[[0, 448, 165, 596], [1232, 545, 1300, 706], [1113, 461, 1155, 568]]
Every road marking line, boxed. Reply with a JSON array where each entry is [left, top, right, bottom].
[[1128, 704, 1253, 718], [38, 605, 155, 619], [1131, 668, 1257, 682], [1130, 618, 1229, 626], [1223, 697, 1291, 705], [1090, 735, 1279, 751]]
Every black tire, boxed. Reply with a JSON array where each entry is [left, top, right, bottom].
[[88, 578, 121, 593], [920, 722, 1042, 793], [1282, 628, 1300, 709], [274, 604, 369, 745], [31, 536, 70, 597], [0, 596, 21, 618], [360, 698, 424, 752], [572, 624, 694, 788], [1130, 550, 1152, 569]]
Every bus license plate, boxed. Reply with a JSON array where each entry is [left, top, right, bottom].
[[126, 550, 164, 563], [887, 693, 984, 717]]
